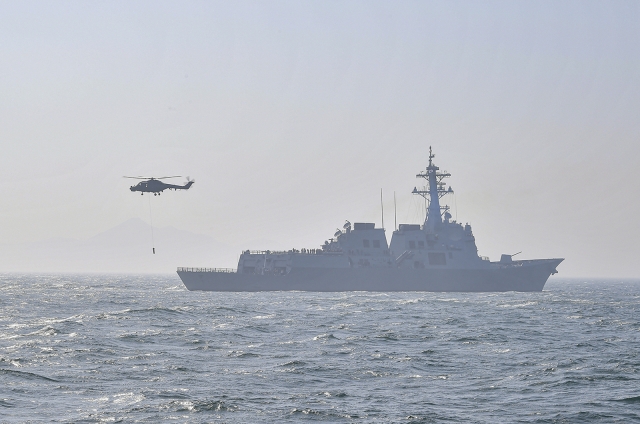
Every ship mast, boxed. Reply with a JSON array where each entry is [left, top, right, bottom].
[[412, 146, 454, 231]]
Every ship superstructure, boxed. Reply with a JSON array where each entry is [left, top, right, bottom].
[[178, 148, 562, 291], [391, 147, 486, 269]]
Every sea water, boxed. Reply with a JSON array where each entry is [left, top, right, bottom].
[[1, 274, 639, 423]]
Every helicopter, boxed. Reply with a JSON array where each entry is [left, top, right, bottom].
[[124, 176, 195, 195]]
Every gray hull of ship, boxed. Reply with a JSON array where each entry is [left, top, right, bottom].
[[177, 259, 563, 292]]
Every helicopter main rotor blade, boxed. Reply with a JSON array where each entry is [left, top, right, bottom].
[[123, 175, 182, 179]]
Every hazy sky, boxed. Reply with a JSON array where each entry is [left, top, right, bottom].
[[1, 1, 639, 277]]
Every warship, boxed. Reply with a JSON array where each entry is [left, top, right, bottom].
[[177, 148, 563, 292]]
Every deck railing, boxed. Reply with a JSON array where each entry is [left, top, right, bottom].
[[243, 249, 328, 255], [177, 267, 236, 273], [240, 249, 350, 256]]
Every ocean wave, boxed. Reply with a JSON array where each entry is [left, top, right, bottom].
[[0, 368, 58, 382], [2, 275, 639, 422]]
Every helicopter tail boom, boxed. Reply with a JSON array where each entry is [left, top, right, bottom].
[[166, 181, 194, 190]]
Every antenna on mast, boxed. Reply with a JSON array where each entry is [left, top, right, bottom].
[[380, 188, 384, 229], [413, 146, 454, 230], [394, 191, 397, 231]]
